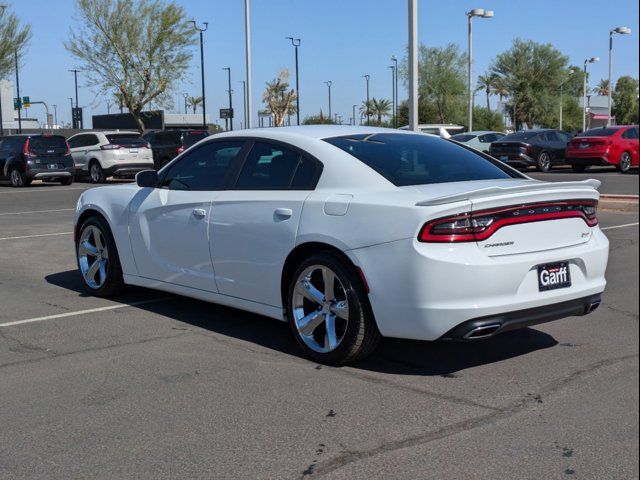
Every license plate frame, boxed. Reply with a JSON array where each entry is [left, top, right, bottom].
[[537, 262, 571, 292], [47, 164, 59, 170]]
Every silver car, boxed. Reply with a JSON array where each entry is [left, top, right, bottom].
[[451, 131, 505, 154]]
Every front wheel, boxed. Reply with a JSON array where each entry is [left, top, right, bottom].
[[89, 161, 106, 183], [619, 152, 632, 173], [287, 253, 380, 365], [536, 151, 552, 172], [77, 216, 124, 297]]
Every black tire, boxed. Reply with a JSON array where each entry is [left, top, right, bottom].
[[618, 152, 632, 173], [76, 215, 125, 297], [536, 151, 552, 172], [9, 166, 30, 187], [89, 160, 106, 183], [286, 252, 380, 365], [60, 176, 74, 186], [571, 164, 588, 173]]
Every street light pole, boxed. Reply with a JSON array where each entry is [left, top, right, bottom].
[[286, 37, 301, 125], [190, 20, 209, 128], [324, 81, 332, 119], [608, 26, 631, 126], [391, 55, 398, 128], [223, 67, 233, 131], [244, 0, 253, 128], [363, 75, 370, 125], [239, 80, 247, 129], [388, 65, 395, 128], [68, 69, 81, 128], [466, 8, 493, 133], [408, 0, 418, 131], [352, 104, 357, 125], [582, 57, 599, 132], [68, 97, 74, 127], [15, 50, 22, 133], [52, 104, 57, 127]]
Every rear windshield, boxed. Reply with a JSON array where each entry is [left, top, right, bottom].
[[29, 136, 67, 151], [499, 131, 540, 142], [182, 130, 209, 148], [106, 133, 141, 143], [580, 128, 619, 137], [450, 134, 475, 142], [324, 133, 517, 186]]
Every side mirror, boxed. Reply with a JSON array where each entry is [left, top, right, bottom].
[[136, 170, 158, 188]]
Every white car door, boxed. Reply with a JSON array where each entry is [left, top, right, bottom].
[[128, 140, 247, 292], [68, 134, 88, 171], [210, 141, 322, 307]]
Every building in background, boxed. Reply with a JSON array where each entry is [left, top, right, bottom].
[[0, 79, 40, 131], [92, 111, 211, 131], [580, 95, 614, 129]]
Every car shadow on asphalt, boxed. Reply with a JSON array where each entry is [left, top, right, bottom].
[[46, 269, 558, 376]]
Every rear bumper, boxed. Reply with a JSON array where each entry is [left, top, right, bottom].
[[492, 152, 536, 167], [27, 168, 75, 180], [441, 294, 601, 340], [103, 162, 154, 177], [566, 156, 612, 166]]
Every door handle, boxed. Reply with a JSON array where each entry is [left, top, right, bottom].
[[192, 208, 207, 218], [274, 208, 293, 218]]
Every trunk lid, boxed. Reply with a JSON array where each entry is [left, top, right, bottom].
[[490, 141, 529, 157]]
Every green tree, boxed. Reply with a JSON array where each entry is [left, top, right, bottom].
[[612, 76, 639, 125], [476, 73, 497, 111], [262, 69, 297, 127], [370, 98, 392, 126], [186, 95, 203, 114], [65, 0, 196, 132], [490, 39, 569, 129], [303, 111, 336, 125], [472, 106, 504, 132], [0, 5, 31, 79]]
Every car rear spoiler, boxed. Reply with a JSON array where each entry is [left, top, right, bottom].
[[416, 179, 601, 206]]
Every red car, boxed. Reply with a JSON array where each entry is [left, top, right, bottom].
[[566, 125, 639, 173]]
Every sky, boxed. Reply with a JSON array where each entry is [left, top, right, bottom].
[[4, 0, 640, 128]]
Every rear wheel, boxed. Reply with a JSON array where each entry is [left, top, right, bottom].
[[571, 164, 588, 173], [76, 216, 124, 297], [619, 152, 632, 173], [60, 176, 74, 186], [9, 167, 30, 187], [536, 151, 552, 172], [89, 160, 106, 183], [287, 253, 380, 365]]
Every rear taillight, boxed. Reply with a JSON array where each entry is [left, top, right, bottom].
[[65, 141, 71, 155], [176, 146, 184, 155], [22, 138, 36, 158], [525, 144, 532, 155], [100, 144, 121, 150], [419, 200, 599, 243]]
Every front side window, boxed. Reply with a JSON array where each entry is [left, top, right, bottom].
[[68, 135, 84, 149], [160, 141, 245, 190], [234, 142, 318, 189], [622, 128, 639, 139], [324, 133, 519, 186]]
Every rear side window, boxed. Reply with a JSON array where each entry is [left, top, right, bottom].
[[160, 141, 244, 190], [622, 128, 639, 139], [234, 142, 319, 190], [29, 136, 67, 152], [182, 130, 209, 148], [324, 133, 517, 186], [581, 128, 619, 137], [451, 134, 475, 142], [500, 131, 539, 142]]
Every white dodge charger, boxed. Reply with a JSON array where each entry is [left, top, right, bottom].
[[74, 126, 609, 364]]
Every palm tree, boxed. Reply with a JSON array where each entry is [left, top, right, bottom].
[[359, 100, 374, 125], [186, 95, 203, 114], [370, 98, 392, 126], [262, 69, 297, 127], [593, 79, 610, 96], [476, 73, 496, 111]]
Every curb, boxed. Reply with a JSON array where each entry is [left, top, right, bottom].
[[599, 194, 639, 213]]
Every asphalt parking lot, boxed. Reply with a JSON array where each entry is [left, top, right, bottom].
[[0, 179, 638, 480]]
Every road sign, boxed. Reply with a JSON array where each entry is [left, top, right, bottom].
[[220, 108, 234, 119], [13, 97, 22, 110], [72, 107, 83, 129], [22, 96, 30, 108]]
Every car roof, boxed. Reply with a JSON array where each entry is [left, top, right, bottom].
[[212, 125, 416, 141]]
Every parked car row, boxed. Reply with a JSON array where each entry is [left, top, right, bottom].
[[0, 128, 210, 187]]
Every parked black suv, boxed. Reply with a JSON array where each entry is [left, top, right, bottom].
[[489, 129, 573, 172], [0, 134, 75, 187], [142, 129, 210, 169]]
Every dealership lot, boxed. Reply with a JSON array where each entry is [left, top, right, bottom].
[[0, 179, 638, 479]]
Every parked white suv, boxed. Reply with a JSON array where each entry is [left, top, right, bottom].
[[67, 131, 154, 183]]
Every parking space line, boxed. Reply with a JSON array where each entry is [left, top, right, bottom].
[[601, 222, 639, 231], [0, 298, 169, 328], [0, 232, 73, 241], [0, 208, 75, 216]]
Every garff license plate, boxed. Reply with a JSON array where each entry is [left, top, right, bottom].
[[538, 262, 571, 291]]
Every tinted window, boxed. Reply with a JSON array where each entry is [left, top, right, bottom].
[[557, 132, 572, 143], [478, 134, 497, 143], [29, 136, 67, 152], [500, 131, 540, 142], [581, 127, 619, 137], [324, 133, 517, 186], [622, 128, 639, 139], [160, 141, 244, 190], [451, 134, 475, 142], [106, 133, 140, 143], [235, 142, 315, 189], [68, 135, 84, 148], [2, 137, 25, 151], [182, 130, 209, 148]]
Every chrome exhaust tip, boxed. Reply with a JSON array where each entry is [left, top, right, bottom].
[[586, 300, 601, 314], [463, 323, 502, 340]]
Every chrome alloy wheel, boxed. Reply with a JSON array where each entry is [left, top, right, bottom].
[[10, 169, 22, 187], [90, 163, 101, 183], [292, 265, 349, 353], [620, 152, 632, 172], [538, 152, 551, 171], [78, 225, 109, 289]]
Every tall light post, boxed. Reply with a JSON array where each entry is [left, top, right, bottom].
[[244, 0, 253, 128], [582, 56, 599, 132], [189, 20, 209, 128], [388, 65, 395, 128], [68, 97, 74, 127], [223, 67, 233, 131], [391, 55, 398, 128], [286, 37, 301, 125], [324, 81, 332, 119], [363, 74, 370, 125], [15, 50, 22, 133], [466, 8, 494, 133], [52, 104, 57, 126], [608, 26, 632, 126], [239, 80, 247, 129], [559, 69, 575, 130], [408, 0, 418, 131], [352, 104, 357, 125], [106, 100, 111, 115]]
